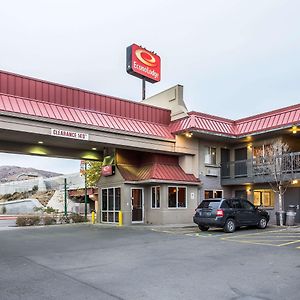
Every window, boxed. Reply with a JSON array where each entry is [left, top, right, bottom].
[[151, 186, 160, 208], [220, 200, 231, 209], [253, 190, 273, 207], [200, 200, 221, 209], [241, 200, 254, 210], [204, 190, 223, 199], [253, 144, 272, 166], [168, 187, 187, 208], [101, 187, 121, 223], [231, 199, 242, 209], [235, 190, 247, 200], [205, 147, 217, 165]]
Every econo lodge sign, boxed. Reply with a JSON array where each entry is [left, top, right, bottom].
[[126, 44, 161, 83]]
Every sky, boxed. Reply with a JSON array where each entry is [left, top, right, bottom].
[[0, 0, 300, 173]]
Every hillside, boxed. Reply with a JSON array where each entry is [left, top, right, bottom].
[[0, 166, 61, 183]]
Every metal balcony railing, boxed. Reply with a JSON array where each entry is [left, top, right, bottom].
[[221, 151, 300, 184]]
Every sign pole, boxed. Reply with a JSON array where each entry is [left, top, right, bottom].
[[84, 161, 88, 222], [142, 77, 146, 100]]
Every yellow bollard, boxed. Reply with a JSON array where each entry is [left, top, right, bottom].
[[91, 211, 95, 224], [118, 211, 123, 226]]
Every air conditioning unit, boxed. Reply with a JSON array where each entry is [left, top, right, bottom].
[[206, 167, 219, 177]]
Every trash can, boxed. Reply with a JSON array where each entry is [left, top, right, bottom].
[[286, 205, 297, 226], [275, 211, 286, 226], [288, 205, 297, 212]]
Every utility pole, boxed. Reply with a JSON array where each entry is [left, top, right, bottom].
[[64, 178, 67, 216], [84, 161, 88, 222]]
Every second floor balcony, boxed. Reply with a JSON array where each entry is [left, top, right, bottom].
[[221, 151, 300, 185]]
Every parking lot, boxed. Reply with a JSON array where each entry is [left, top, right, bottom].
[[0, 224, 299, 300], [153, 225, 300, 249]]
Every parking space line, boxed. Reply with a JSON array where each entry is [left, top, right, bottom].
[[277, 240, 300, 247], [222, 229, 287, 240], [221, 238, 280, 247]]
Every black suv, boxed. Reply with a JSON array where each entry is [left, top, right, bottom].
[[193, 198, 269, 233]]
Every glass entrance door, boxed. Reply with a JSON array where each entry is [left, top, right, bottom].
[[131, 188, 144, 223]]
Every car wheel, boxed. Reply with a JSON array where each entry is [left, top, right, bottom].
[[198, 225, 209, 231], [257, 217, 267, 229], [224, 218, 236, 233]]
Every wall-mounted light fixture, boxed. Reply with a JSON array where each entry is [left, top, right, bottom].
[[292, 180, 298, 185], [292, 125, 298, 134], [185, 132, 193, 138]]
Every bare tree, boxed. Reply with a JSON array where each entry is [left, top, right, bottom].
[[253, 140, 291, 225]]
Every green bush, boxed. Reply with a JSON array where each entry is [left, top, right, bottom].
[[43, 216, 57, 225], [44, 207, 57, 214], [70, 213, 85, 223], [16, 215, 41, 226]]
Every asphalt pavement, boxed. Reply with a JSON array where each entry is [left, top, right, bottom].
[[0, 224, 299, 300]]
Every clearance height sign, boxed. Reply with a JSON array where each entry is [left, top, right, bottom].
[[126, 44, 161, 83]]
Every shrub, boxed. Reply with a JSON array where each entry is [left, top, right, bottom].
[[59, 215, 70, 224], [27, 216, 40, 226], [16, 215, 41, 226], [43, 216, 57, 225], [44, 207, 57, 214], [70, 213, 85, 223], [32, 185, 38, 192], [33, 206, 44, 213], [16, 216, 27, 226], [3, 193, 12, 200]]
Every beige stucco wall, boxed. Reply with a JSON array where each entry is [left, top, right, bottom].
[[142, 85, 188, 121], [98, 169, 200, 225], [198, 139, 232, 200], [144, 185, 199, 225]]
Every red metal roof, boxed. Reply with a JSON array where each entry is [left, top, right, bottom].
[[0, 93, 174, 140], [117, 151, 200, 183], [118, 163, 200, 183], [1, 70, 300, 139], [116, 149, 200, 184], [235, 103, 300, 135], [169, 112, 236, 136], [170, 104, 300, 137], [0, 70, 171, 125]]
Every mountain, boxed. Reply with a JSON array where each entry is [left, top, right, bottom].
[[0, 166, 62, 183]]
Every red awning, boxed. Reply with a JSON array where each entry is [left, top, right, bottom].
[[118, 163, 200, 184]]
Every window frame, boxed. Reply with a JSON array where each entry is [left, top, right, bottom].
[[167, 186, 187, 209], [151, 186, 161, 209], [204, 189, 223, 199], [253, 190, 274, 208], [204, 146, 217, 165], [101, 186, 121, 223]]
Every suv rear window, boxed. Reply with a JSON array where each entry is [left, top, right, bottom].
[[220, 200, 231, 208], [199, 200, 221, 209]]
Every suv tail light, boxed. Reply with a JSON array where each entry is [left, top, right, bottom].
[[216, 209, 224, 217]]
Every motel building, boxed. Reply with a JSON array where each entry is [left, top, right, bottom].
[[0, 70, 300, 225]]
